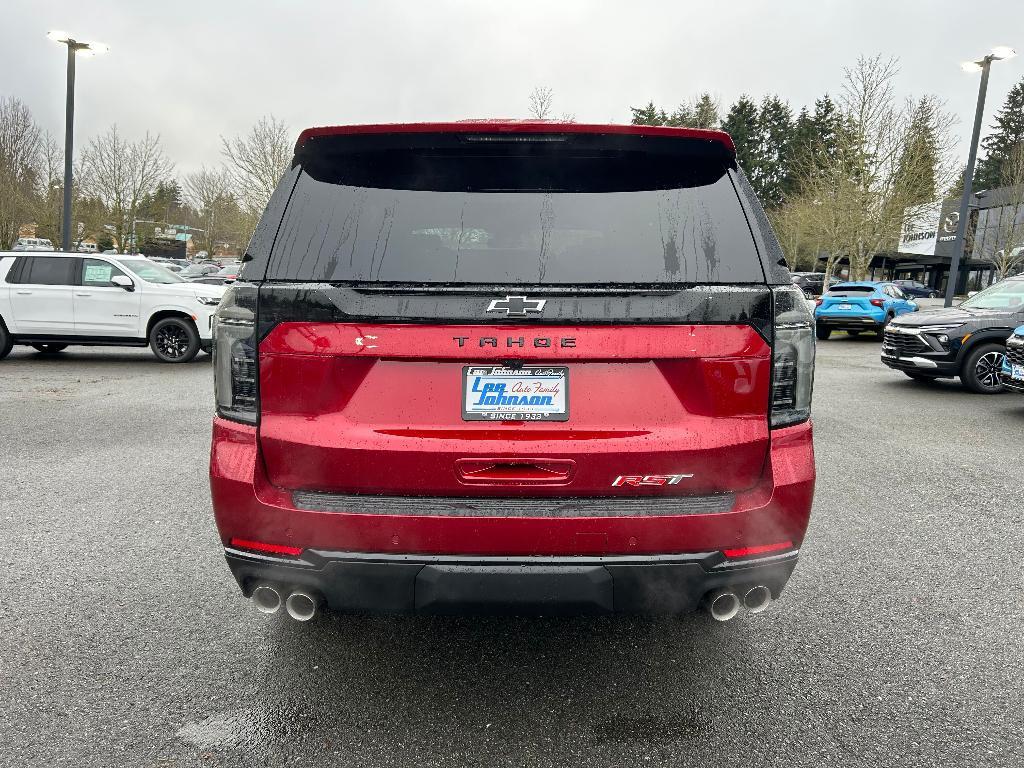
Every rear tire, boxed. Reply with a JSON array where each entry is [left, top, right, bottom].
[[815, 324, 832, 340], [928, 291, 939, 299], [150, 317, 200, 363], [960, 343, 1005, 394], [31, 343, 68, 354], [0, 321, 12, 361]]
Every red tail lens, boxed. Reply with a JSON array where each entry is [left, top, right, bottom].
[[870, 298, 885, 307], [815, 298, 823, 306], [229, 537, 303, 557], [723, 540, 793, 558]]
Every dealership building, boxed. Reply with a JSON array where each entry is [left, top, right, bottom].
[[863, 185, 1024, 293]]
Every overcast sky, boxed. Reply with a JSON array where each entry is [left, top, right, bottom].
[[2, 0, 1023, 177]]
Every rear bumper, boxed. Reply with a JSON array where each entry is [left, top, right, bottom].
[[815, 313, 885, 331], [210, 418, 815, 612], [225, 547, 799, 615]]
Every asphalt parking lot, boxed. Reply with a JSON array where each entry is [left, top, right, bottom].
[[2, 337, 1023, 767]]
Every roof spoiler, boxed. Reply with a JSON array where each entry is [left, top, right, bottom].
[[294, 121, 736, 156]]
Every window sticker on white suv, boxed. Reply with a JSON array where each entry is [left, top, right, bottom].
[[84, 263, 114, 284]]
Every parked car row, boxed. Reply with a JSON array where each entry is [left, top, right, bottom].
[[812, 275, 1024, 396], [0, 251, 227, 363]]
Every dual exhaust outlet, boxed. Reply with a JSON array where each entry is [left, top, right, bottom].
[[703, 585, 772, 621], [251, 583, 320, 622]]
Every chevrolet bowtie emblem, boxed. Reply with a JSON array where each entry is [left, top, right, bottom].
[[485, 295, 547, 317]]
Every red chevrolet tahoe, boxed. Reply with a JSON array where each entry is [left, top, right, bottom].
[[209, 121, 816, 622]]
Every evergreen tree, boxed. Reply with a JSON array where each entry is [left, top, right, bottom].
[[664, 103, 694, 127], [691, 93, 720, 129], [756, 95, 794, 207], [631, 102, 665, 126], [810, 95, 844, 165], [722, 96, 765, 189], [975, 76, 1024, 189], [894, 96, 942, 207]]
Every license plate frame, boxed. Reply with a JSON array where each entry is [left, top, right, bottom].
[[838, 303, 853, 310], [1013, 363, 1024, 381], [462, 365, 569, 421]]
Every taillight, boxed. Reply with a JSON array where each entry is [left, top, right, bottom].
[[770, 285, 815, 428], [815, 298, 823, 306], [870, 298, 885, 307], [213, 283, 258, 424]]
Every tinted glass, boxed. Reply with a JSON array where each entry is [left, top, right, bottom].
[[24, 257, 76, 285], [81, 258, 128, 287], [268, 170, 763, 284], [827, 286, 875, 296]]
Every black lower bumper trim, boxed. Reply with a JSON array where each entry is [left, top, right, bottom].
[[225, 550, 800, 615]]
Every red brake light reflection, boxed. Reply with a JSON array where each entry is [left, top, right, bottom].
[[229, 537, 303, 557], [723, 540, 793, 558]]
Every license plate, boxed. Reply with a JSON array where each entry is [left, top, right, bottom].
[[838, 303, 853, 310], [1013, 364, 1024, 381], [463, 365, 568, 421]]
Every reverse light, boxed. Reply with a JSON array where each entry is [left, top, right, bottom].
[[770, 286, 815, 429], [213, 285, 258, 424], [229, 538, 303, 557], [724, 540, 794, 558]]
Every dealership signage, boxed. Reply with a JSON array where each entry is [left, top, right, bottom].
[[899, 203, 940, 256]]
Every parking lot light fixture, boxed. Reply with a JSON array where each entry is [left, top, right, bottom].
[[47, 31, 108, 253], [946, 47, 1017, 308]]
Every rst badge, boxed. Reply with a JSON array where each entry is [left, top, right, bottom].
[[612, 474, 693, 487]]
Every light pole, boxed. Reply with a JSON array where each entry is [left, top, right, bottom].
[[47, 31, 108, 253], [945, 45, 1017, 307]]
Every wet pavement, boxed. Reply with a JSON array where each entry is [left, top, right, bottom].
[[2, 338, 1022, 767]]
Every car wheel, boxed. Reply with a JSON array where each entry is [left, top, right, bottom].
[[815, 324, 832, 340], [929, 291, 939, 298], [0, 321, 12, 361], [150, 317, 200, 363], [960, 343, 1006, 394], [31, 343, 68, 354]]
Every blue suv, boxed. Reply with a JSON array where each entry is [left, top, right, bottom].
[[815, 281, 918, 340]]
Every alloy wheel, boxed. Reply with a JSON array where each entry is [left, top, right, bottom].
[[975, 351, 1004, 390], [155, 324, 189, 359]]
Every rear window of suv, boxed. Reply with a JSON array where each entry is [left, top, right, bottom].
[[827, 286, 875, 296], [265, 131, 765, 285]]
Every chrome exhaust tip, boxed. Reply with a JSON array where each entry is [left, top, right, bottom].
[[252, 583, 282, 615], [285, 589, 319, 622], [703, 589, 740, 622], [742, 585, 772, 614]]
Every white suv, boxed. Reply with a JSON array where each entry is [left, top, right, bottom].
[[0, 252, 226, 363]]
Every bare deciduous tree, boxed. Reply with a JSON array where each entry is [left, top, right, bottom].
[[785, 56, 956, 282], [0, 96, 41, 248], [79, 125, 174, 251], [183, 166, 243, 254], [528, 86, 555, 119], [220, 115, 291, 231]]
